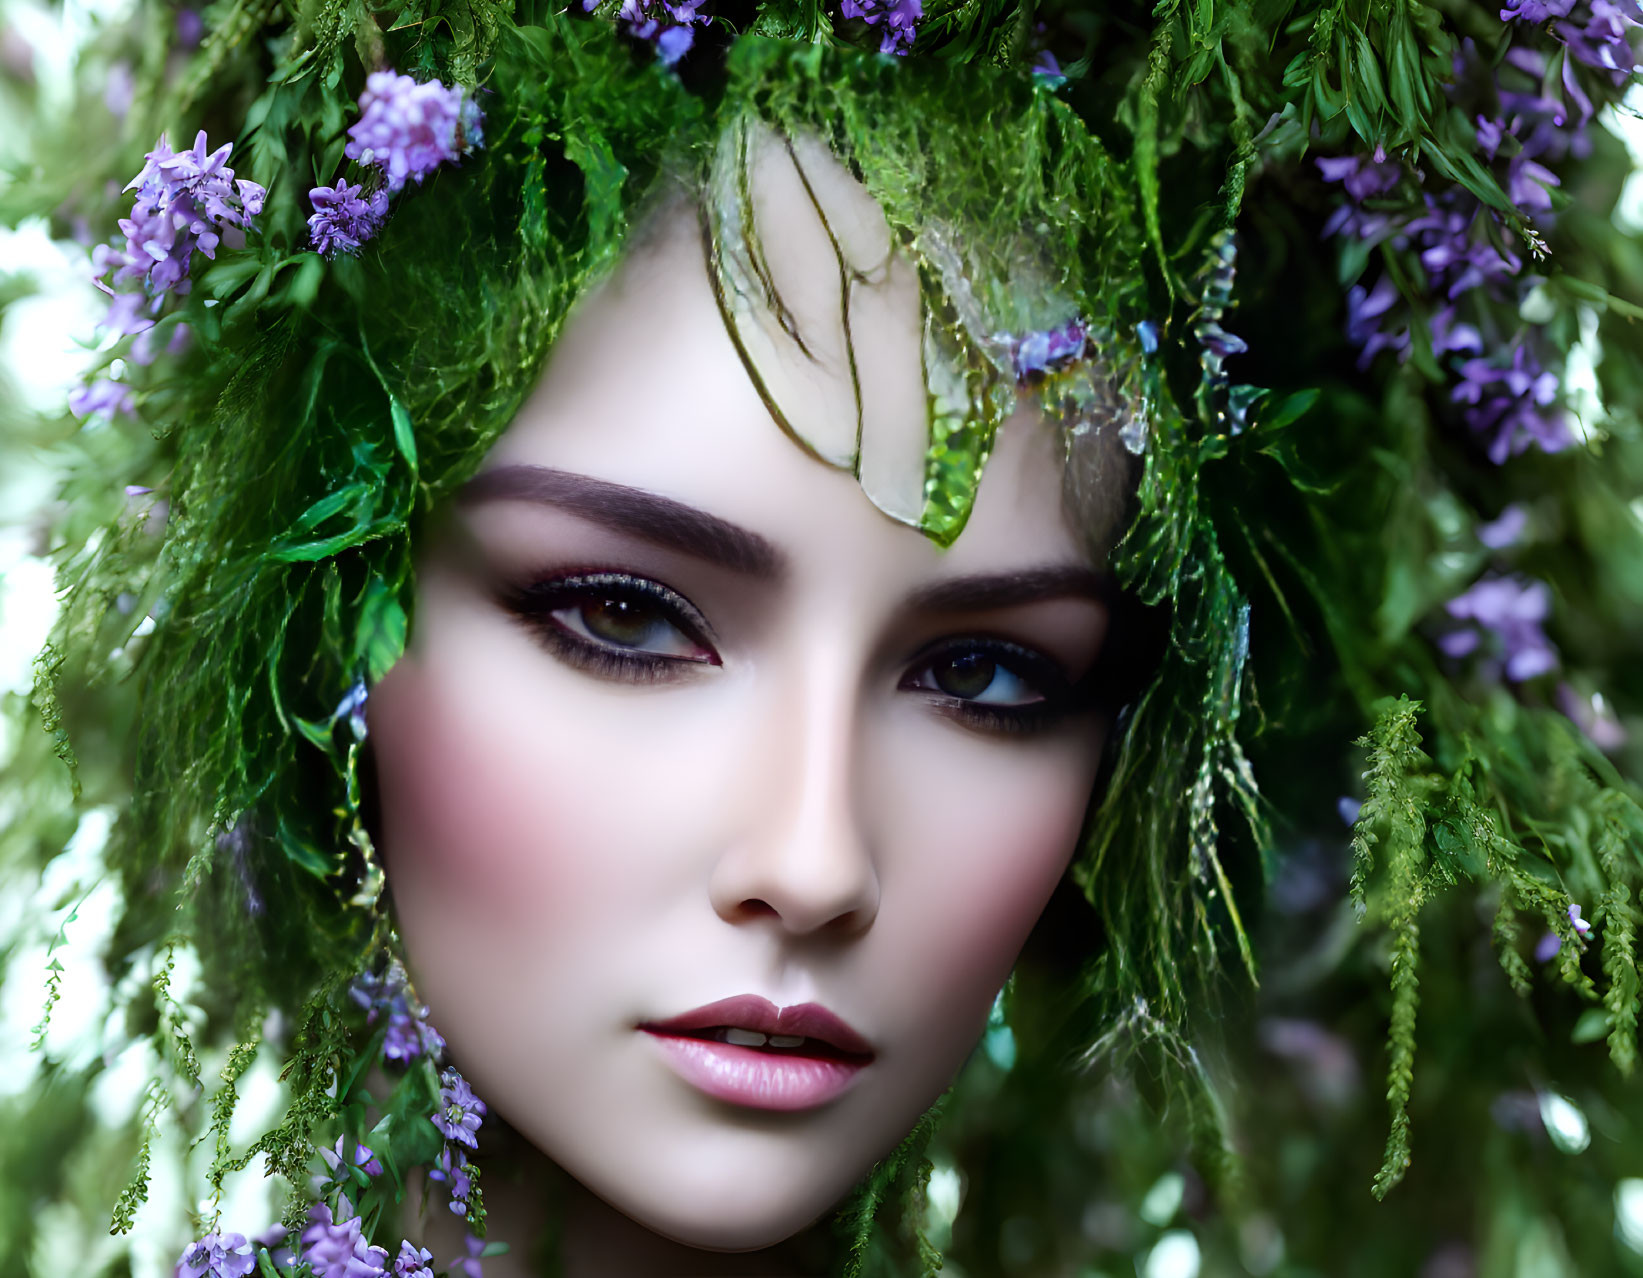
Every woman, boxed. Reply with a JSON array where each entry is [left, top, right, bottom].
[[6, 0, 1643, 1273]]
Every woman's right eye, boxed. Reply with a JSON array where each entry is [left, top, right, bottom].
[[499, 572, 720, 680]]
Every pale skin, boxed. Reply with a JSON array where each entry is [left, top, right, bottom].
[[368, 132, 1112, 1277]]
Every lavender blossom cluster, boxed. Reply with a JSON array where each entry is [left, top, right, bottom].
[[839, 0, 923, 55], [94, 131, 266, 329], [72, 132, 265, 420], [1315, 22, 1633, 464], [307, 71, 483, 259], [589, 0, 710, 65], [176, 1068, 491, 1276], [349, 961, 447, 1063]]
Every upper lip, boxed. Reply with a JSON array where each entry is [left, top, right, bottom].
[[641, 995, 875, 1058]]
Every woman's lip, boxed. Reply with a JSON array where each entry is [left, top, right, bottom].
[[641, 1032, 868, 1111], [639, 994, 875, 1058]]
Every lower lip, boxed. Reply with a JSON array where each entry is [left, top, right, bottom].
[[642, 1032, 868, 1111]]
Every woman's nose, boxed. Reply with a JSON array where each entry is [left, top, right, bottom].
[[708, 656, 881, 939]]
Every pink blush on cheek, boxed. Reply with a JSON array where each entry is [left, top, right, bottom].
[[370, 659, 600, 928]]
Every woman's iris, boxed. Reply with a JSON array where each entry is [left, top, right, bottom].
[[934, 651, 998, 700], [579, 596, 673, 649]]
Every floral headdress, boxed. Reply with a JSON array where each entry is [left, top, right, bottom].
[[3, 0, 1643, 1273]]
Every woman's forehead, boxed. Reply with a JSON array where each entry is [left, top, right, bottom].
[[482, 133, 1089, 582]]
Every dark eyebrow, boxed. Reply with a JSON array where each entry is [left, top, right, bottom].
[[459, 465, 785, 579], [906, 566, 1110, 613]]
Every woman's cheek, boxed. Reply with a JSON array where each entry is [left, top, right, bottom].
[[868, 717, 1102, 1044]]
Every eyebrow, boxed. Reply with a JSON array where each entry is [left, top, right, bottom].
[[459, 465, 785, 579], [906, 566, 1110, 613]]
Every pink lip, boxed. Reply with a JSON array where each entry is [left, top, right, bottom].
[[639, 995, 874, 1112]]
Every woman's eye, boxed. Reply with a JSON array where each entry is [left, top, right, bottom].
[[901, 641, 1080, 736], [917, 650, 1043, 706], [552, 595, 711, 661], [499, 572, 719, 678]]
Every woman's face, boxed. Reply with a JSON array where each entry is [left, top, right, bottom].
[[369, 142, 1111, 1251]]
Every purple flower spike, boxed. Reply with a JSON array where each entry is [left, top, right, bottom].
[[1535, 930, 1562, 961], [1443, 574, 1559, 682], [429, 1144, 475, 1213], [345, 71, 481, 193], [299, 1200, 389, 1278], [176, 1232, 256, 1278], [1451, 342, 1572, 461], [433, 1067, 487, 1149], [309, 180, 388, 258], [1569, 902, 1593, 936], [92, 131, 263, 334], [393, 1242, 436, 1278]]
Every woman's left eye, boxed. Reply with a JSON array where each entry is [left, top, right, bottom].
[[900, 639, 1076, 734], [907, 650, 1044, 706]]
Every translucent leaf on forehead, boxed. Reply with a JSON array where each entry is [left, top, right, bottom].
[[706, 115, 1001, 539]]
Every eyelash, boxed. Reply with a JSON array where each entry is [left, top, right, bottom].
[[498, 572, 720, 685], [498, 572, 1080, 734]]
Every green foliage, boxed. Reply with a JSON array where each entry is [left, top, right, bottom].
[[6, 0, 1643, 1270]]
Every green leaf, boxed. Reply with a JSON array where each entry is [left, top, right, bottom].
[[292, 714, 335, 750], [353, 578, 408, 683], [1572, 1007, 1611, 1044], [389, 395, 417, 472]]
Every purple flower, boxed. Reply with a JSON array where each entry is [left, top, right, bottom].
[[1557, 681, 1626, 750], [1031, 49, 1064, 80], [615, 0, 709, 63], [176, 1232, 255, 1278], [452, 1235, 486, 1278], [334, 679, 370, 740], [319, 1135, 383, 1187], [92, 131, 264, 328], [68, 377, 136, 419], [1536, 901, 1595, 960], [838, 0, 922, 53], [308, 181, 390, 258], [1010, 317, 1087, 379], [428, 1144, 474, 1213], [433, 1067, 486, 1149], [1337, 796, 1363, 826], [1430, 306, 1483, 358], [1506, 153, 1561, 215], [344, 71, 481, 194], [1345, 275, 1411, 367], [350, 962, 446, 1064], [299, 1201, 389, 1278], [1477, 504, 1529, 549], [1451, 342, 1572, 461], [1500, 0, 1576, 19], [1563, 0, 1643, 76], [1316, 152, 1403, 203], [655, 24, 694, 64], [1442, 574, 1559, 681], [1408, 198, 1523, 300], [393, 1242, 436, 1278]]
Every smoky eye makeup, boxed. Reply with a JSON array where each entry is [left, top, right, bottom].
[[898, 636, 1089, 737], [496, 570, 722, 683]]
